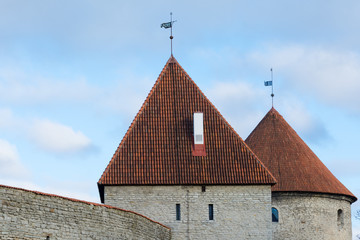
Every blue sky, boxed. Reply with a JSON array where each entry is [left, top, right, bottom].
[[0, 0, 360, 237]]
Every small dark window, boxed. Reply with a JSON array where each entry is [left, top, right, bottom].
[[201, 186, 206, 192], [46, 236, 50, 240], [337, 209, 344, 229], [272, 207, 279, 222], [176, 204, 181, 220], [209, 204, 214, 220]]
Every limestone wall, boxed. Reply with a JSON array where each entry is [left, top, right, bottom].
[[105, 185, 273, 240], [0, 185, 171, 240], [272, 192, 353, 240]]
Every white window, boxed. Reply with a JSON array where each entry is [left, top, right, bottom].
[[193, 113, 204, 145]]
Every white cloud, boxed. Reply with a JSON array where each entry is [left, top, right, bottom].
[[0, 179, 99, 203], [99, 74, 154, 117], [250, 45, 360, 113], [0, 108, 14, 128], [0, 67, 98, 105], [30, 119, 91, 153], [280, 99, 330, 144], [206, 80, 329, 142], [207, 81, 268, 137], [327, 158, 360, 177], [208, 81, 258, 102], [0, 139, 29, 178], [0, 64, 152, 119]]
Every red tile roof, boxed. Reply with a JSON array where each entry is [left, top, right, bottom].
[[245, 107, 356, 202], [98, 56, 276, 202]]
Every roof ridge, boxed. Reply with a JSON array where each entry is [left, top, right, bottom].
[[98, 57, 173, 184], [242, 138, 278, 184], [170, 58, 277, 184]]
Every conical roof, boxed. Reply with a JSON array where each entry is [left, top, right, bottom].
[[245, 107, 356, 202], [98, 56, 276, 202]]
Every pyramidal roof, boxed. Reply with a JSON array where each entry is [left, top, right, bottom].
[[98, 56, 276, 202], [245, 107, 356, 202]]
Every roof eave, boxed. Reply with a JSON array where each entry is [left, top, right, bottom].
[[271, 190, 357, 204]]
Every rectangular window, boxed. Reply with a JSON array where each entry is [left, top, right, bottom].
[[209, 204, 214, 220], [176, 204, 181, 220], [195, 134, 203, 142], [272, 207, 279, 222], [193, 112, 204, 144]]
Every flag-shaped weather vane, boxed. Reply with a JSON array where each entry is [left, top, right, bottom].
[[161, 12, 177, 56], [264, 68, 275, 107]]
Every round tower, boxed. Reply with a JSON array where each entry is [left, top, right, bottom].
[[246, 107, 357, 240]]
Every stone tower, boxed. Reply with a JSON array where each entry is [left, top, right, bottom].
[[98, 56, 276, 240], [245, 107, 357, 240]]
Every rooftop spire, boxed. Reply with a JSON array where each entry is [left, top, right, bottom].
[[161, 12, 177, 56], [245, 108, 356, 202], [271, 68, 274, 107], [264, 68, 274, 107]]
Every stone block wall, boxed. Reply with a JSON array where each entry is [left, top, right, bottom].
[[272, 192, 353, 240], [0, 185, 171, 240], [105, 185, 273, 240]]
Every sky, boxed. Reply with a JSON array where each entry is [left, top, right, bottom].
[[0, 0, 359, 238]]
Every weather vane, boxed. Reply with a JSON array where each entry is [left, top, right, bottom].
[[161, 12, 177, 56], [264, 68, 274, 107]]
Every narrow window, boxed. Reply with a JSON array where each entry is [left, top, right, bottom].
[[176, 204, 181, 220], [272, 207, 279, 222], [201, 186, 206, 192], [337, 209, 344, 229], [209, 204, 214, 220]]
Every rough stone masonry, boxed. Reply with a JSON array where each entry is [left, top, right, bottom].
[[0, 185, 171, 240]]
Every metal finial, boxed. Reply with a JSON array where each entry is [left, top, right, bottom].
[[271, 68, 274, 107], [170, 12, 173, 55], [270, 68, 275, 107], [161, 12, 177, 56], [264, 68, 274, 107]]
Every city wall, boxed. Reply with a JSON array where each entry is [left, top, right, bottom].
[[0, 185, 171, 240]]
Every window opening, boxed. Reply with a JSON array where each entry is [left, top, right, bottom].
[[337, 209, 344, 229], [209, 204, 214, 220], [195, 134, 203, 142], [176, 204, 181, 220], [201, 186, 206, 192], [272, 207, 279, 222]]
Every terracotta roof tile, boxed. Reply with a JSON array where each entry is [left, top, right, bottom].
[[245, 107, 356, 202], [98, 56, 276, 202]]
